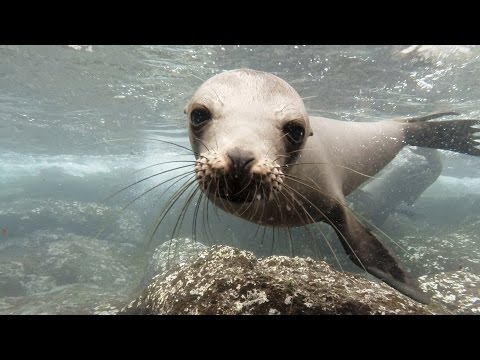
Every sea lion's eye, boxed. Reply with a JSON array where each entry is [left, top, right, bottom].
[[283, 122, 305, 145], [190, 108, 212, 127]]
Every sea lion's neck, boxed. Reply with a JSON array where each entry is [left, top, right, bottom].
[[308, 116, 405, 195]]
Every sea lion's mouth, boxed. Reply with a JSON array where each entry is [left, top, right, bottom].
[[217, 191, 255, 203], [205, 177, 259, 203]]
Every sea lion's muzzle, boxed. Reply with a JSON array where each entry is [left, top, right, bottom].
[[195, 148, 284, 203]]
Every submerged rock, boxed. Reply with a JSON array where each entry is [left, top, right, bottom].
[[143, 237, 208, 284], [0, 230, 143, 314], [420, 271, 480, 314], [120, 245, 432, 315], [392, 218, 480, 278]]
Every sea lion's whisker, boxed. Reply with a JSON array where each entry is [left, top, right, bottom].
[[301, 95, 318, 101], [244, 185, 261, 222], [313, 224, 344, 272], [349, 210, 413, 257], [145, 122, 184, 129], [281, 182, 367, 272], [273, 154, 290, 159], [106, 164, 194, 201], [193, 135, 211, 153], [91, 134, 180, 147], [273, 190, 302, 238], [203, 190, 218, 245], [150, 180, 198, 252], [91, 137, 137, 146], [166, 185, 201, 266], [286, 227, 294, 257], [265, 133, 289, 157], [285, 173, 412, 257], [236, 183, 259, 218], [94, 171, 194, 240], [201, 177, 217, 246], [201, 191, 211, 246], [265, 138, 277, 158], [284, 147, 316, 155], [167, 185, 202, 263], [149, 176, 197, 237], [188, 72, 206, 83], [147, 176, 198, 248], [260, 223, 268, 248], [215, 175, 234, 215], [133, 160, 195, 174], [271, 191, 294, 257], [250, 187, 267, 226], [284, 162, 382, 180], [120, 171, 194, 214], [270, 226, 277, 255], [276, 189, 344, 271], [213, 127, 219, 153], [206, 177, 222, 221], [143, 137, 197, 155], [192, 190, 203, 245], [297, 171, 414, 257], [232, 173, 255, 198], [209, 84, 225, 107], [249, 186, 265, 212], [221, 172, 231, 194], [236, 195, 255, 217], [251, 220, 264, 246]]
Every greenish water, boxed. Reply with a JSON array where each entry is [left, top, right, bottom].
[[0, 45, 479, 314]]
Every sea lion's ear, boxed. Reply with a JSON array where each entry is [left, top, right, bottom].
[[183, 102, 190, 114], [309, 131, 313, 136]]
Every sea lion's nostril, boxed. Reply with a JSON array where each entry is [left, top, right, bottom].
[[227, 148, 255, 176]]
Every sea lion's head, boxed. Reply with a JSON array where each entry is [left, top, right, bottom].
[[185, 69, 313, 204]]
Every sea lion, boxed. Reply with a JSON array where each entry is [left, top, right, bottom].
[[185, 69, 480, 303], [350, 147, 443, 226]]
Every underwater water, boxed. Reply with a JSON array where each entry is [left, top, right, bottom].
[[0, 45, 479, 314]]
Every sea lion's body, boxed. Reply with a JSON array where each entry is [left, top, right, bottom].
[[186, 69, 480, 303], [209, 116, 405, 227]]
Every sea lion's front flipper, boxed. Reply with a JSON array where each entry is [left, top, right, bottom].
[[329, 205, 431, 304]]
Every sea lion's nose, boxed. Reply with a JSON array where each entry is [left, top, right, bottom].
[[227, 147, 255, 179]]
